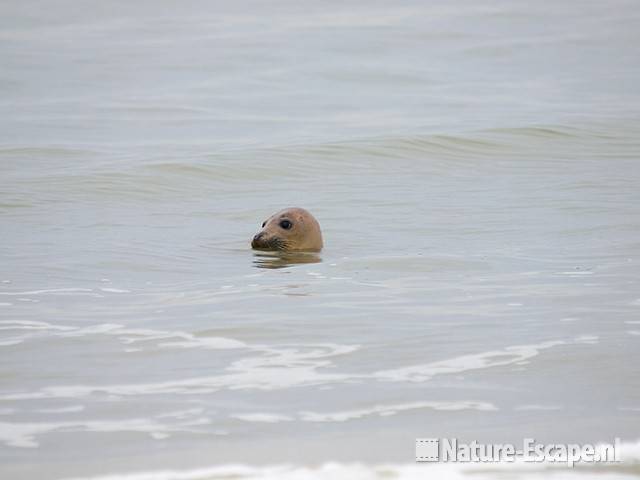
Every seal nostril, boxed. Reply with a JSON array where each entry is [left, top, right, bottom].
[[253, 232, 264, 242]]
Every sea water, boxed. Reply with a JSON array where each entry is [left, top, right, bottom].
[[1, 0, 639, 478]]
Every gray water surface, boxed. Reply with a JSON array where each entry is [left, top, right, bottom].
[[1, 1, 640, 479]]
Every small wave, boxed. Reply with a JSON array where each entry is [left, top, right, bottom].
[[36, 405, 85, 414], [231, 401, 496, 424], [54, 323, 249, 350], [231, 413, 294, 423], [0, 320, 250, 367], [373, 336, 597, 383], [0, 412, 215, 448], [0, 336, 595, 401], [56, 440, 640, 479], [484, 125, 584, 139], [0, 342, 357, 401], [0, 288, 95, 296], [297, 401, 497, 422], [6, 121, 635, 200], [514, 405, 563, 411], [0, 320, 76, 332], [0, 146, 101, 157]]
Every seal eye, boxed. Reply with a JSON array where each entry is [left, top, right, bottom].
[[261, 221, 266, 228], [279, 220, 292, 230]]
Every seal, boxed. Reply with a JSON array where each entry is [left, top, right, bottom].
[[251, 207, 323, 252]]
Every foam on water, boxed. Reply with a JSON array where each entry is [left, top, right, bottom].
[[295, 400, 497, 422], [55, 440, 640, 480], [0, 333, 595, 402], [0, 414, 217, 449], [373, 336, 596, 382]]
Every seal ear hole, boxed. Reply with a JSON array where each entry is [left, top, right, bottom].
[[279, 220, 292, 230]]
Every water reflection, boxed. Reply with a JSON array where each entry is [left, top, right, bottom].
[[252, 251, 322, 269]]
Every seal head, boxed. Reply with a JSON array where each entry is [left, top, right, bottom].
[[251, 207, 323, 252]]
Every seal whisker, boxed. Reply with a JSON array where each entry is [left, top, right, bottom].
[[273, 238, 289, 251]]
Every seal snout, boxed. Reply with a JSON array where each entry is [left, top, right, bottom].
[[251, 232, 266, 248]]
